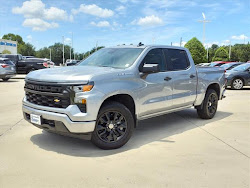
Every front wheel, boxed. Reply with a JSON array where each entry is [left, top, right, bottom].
[[231, 78, 244, 90], [91, 102, 134, 150], [197, 89, 218, 119], [2, 78, 9, 82]]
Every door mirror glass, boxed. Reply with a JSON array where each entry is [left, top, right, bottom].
[[142, 64, 159, 73]]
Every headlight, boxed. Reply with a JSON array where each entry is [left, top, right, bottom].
[[73, 82, 94, 93]]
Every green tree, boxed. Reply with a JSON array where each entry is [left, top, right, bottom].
[[1, 49, 11, 54], [208, 44, 219, 62], [184, 37, 206, 64], [230, 44, 250, 62], [212, 47, 229, 61], [2, 33, 25, 45], [36, 47, 50, 59], [18, 43, 36, 56]]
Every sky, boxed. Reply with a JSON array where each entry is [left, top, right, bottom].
[[0, 0, 249, 53]]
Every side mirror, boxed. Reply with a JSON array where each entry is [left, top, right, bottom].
[[141, 64, 159, 73]]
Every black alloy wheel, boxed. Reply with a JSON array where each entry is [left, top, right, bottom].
[[91, 102, 134, 149], [207, 93, 218, 116], [96, 111, 127, 143], [197, 89, 218, 119]]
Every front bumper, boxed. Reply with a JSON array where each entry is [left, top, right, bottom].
[[23, 104, 95, 134]]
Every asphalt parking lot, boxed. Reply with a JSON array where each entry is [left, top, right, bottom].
[[0, 77, 249, 188]]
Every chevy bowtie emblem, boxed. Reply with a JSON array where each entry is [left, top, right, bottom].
[[54, 99, 60, 102]]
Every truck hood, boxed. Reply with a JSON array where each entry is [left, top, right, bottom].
[[26, 66, 119, 84]]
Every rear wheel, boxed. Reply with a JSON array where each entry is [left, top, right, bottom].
[[231, 78, 244, 90], [197, 89, 218, 119], [2, 78, 9, 82], [91, 102, 134, 150]]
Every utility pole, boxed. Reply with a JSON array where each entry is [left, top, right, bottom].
[[171, 42, 172, 46], [62, 36, 65, 65], [180, 37, 182, 47], [70, 44, 71, 60], [229, 41, 231, 60], [206, 46, 209, 62], [198, 13, 211, 46], [95, 41, 98, 52], [70, 32, 75, 60], [49, 48, 51, 61]]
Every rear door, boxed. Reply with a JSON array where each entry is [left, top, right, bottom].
[[137, 48, 173, 118], [163, 49, 197, 108]]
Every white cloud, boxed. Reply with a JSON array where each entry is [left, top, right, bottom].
[[116, 5, 126, 11], [44, 7, 68, 21], [231, 34, 248, 40], [23, 18, 58, 31], [118, 0, 128, 3], [172, 41, 187, 47], [64, 37, 71, 44], [133, 15, 163, 27], [90, 21, 110, 27], [72, 4, 114, 18], [12, 0, 45, 18], [118, 0, 139, 3], [115, 5, 126, 14], [12, 0, 71, 31], [204, 41, 219, 48], [26, 35, 32, 43]]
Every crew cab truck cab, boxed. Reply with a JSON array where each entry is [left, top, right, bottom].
[[22, 45, 226, 149]]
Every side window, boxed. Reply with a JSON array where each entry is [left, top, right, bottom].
[[141, 48, 166, 72], [164, 49, 190, 71], [18, 55, 23, 61]]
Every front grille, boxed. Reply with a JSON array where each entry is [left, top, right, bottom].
[[25, 81, 72, 108], [25, 82, 63, 93], [26, 92, 70, 108]]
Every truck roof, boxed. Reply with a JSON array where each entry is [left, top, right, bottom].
[[108, 44, 187, 50], [0, 57, 10, 60]]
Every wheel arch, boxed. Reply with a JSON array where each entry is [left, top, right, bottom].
[[206, 83, 220, 98], [99, 93, 137, 127], [196, 82, 220, 110]]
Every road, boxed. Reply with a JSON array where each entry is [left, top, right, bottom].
[[0, 78, 249, 188]]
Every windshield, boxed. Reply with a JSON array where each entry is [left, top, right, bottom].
[[221, 64, 232, 69], [79, 48, 143, 69], [209, 62, 223, 67], [231, 63, 250, 71]]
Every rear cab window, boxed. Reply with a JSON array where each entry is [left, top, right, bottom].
[[164, 49, 190, 71]]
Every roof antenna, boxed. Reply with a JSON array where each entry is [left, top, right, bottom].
[[137, 42, 144, 47]]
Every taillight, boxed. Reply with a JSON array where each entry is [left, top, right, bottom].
[[1, 64, 9, 68], [43, 62, 48, 67]]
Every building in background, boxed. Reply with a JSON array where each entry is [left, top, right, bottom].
[[0, 39, 17, 54]]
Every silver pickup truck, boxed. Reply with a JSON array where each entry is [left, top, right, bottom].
[[23, 45, 226, 149]]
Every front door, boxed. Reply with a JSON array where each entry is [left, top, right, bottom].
[[137, 48, 173, 118]]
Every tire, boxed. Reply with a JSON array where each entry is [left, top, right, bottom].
[[2, 78, 9, 82], [91, 102, 134, 150], [197, 89, 218, 119], [231, 78, 244, 90]]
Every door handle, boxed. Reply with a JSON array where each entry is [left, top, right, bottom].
[[190, 74, 196, 78], [164, 76, 172, 81]]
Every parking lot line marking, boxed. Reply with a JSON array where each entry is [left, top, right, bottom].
[[0, 118, 24, 137]]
